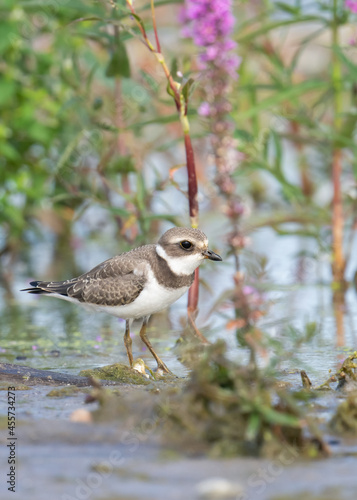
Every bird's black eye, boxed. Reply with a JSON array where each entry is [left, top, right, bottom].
[[180, 240, 192, 250]]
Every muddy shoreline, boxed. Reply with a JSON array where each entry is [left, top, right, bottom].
[[1, 410, 357, 500], [1, 361, 357, 500]]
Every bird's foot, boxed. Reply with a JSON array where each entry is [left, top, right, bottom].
[[155, 362, 177, 378], [133, 357, 177, 378]]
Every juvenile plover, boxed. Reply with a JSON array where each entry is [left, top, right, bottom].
[[22, 227, 222, 373]]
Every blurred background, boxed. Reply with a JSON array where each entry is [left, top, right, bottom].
[[0, 0, 356, 378]]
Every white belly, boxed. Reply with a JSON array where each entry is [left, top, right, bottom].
[[44, 267, 190, 320], [89, 277, 189, 320]]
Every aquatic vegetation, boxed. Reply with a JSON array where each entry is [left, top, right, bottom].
[[330, 391, 357, 434], [159, 341, 328, 457], [1, 0, 357, 473], [46, 386, 89, 398], [80, 363, 151, 385], [316, 352, 357, 391]]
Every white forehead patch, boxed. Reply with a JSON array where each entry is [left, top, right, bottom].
[[156, 244, 204, 275]]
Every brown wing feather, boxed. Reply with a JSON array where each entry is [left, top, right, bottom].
[[67, 274, 145, 306], [22, 245, 156, 305]]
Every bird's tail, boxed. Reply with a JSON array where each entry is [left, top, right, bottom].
[[21, 280, 74, 296]]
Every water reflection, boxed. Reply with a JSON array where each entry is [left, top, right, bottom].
[[0, 226, 356, 382]]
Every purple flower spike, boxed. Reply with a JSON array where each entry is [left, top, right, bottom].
[[242, 285, 255, 296], [198, 102, 211, 116], [181, 0, 243, 200], [181, 0, 240, 78], [346, 0, 357, 13]]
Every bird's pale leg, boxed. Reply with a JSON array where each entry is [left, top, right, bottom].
[[123, 319, 134, 368], [139, 317, 172, 374]]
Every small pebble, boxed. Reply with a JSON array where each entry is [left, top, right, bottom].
[[196, 477, 244, 500], [133, 359, 149, 378], [70, 409, 93, 423]]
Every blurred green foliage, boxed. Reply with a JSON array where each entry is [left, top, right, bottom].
[[0, 0, 177, 270], [0, 0, 356, 291]]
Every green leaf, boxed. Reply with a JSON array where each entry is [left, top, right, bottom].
[[136, 173, 146, 211], [0, 23, 17, 54], [166, 80, 177, 100], [170, 57, 178, 78], [245, 412, 261, 441], [130, 13, 146, 35], [233, 128, 253, 142], [105, 40, 130, 78], [236, 16, 325, 44], [0, 142, 20, 161], [107, 206, 131, 218], [275, 2, 300, 15], [54, 132, 83, 177], [128, 109, 196, 130], [259, 405, 300, 427], [271, 130, 282, 173], [181, 78, 195, 104], [235, 80, 329, 121], [107, 155, 136, 175], [0, 80, 16, 106], [333, 46, 357, 79], [143, 213, 177, 223]]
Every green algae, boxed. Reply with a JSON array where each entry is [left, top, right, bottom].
[[46, 386, 89, 398], [0, 416, 9, 429], [159, 340, 328, 458], [316, 351, 357, 391], [271, 488, 354, 500], [83, 342, 329, 457], [79, 363, 151, 385], [0, 383, 31, 391], [330, 391, 357, 434], [91, 463, 151, 482], [301, 370, 312, 390]]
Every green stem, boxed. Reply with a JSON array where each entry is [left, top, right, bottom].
[[332, 0, 342, 130]]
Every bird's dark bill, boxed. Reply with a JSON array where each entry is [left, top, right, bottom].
[[203, 249, 222, 261]]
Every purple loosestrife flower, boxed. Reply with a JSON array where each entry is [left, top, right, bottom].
[[181, 0, 241, 178], [182, 1, 248, 267], [181, 0, 243, 198], [181, 0, 241, 79], [197, 101, 212, 116], [346, 0, 357, 13], [181, 2, 253, 331]]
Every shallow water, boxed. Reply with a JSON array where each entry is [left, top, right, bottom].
[[1, 227, 357, 500], [1, 227, 357, 385]]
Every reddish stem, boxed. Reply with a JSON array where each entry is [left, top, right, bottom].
[[126, 0, 200, 317], [331, 148, 346, 290], [150, 0, 161, 53], [185, 134, 200, 316], [289, 120, 313, 197], [184, 134, 199, 226], [188, 268, 199, 314]]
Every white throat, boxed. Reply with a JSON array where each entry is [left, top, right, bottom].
[[156, 244, 203, 276]]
